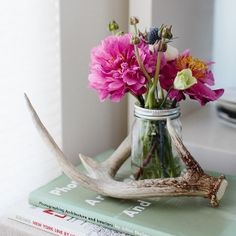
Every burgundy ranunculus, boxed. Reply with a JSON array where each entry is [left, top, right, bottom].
[[160, 50, 224, 105]]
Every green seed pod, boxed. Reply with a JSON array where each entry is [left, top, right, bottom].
[[130, 16, 139, 25], [160, 25, 173, 40], [139, 29, 148, 41], [108, 20, 119, 32], [130, 35, 140, 45]]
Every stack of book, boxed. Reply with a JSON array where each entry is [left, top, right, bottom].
[[7, 150, 129, 236], [7, 150, 236, 236]]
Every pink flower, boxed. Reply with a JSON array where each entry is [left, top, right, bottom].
[[160, 50, 224, 105], [88, 34, 156, 102]]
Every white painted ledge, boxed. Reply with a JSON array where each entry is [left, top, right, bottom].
[[182, 105, 236, 175]]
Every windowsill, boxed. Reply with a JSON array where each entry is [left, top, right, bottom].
[[182, 104, 236, 175]]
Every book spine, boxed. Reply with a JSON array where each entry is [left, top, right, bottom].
[[9, 210, 81, 236], [29, 197, 149, 236]]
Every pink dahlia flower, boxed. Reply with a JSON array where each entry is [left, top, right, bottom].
[[88, 34, 156, 102], [160, 50, 224, 105]]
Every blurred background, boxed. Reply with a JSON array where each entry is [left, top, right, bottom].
[[0, 0, 235, 215]]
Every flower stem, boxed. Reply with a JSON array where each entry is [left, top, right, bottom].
[[160, 86, 164, 100], [153, 50, 162, 87], [134, 24, 138, 35], [132, 23, 151, 83], [130, 92, 144, 107], [171, 99, 177, 108], [145, 50, 162, 108], [137, 95, 145, 107], [134, 141, 157, 180], [134, 46, 152, 82], [158, 121, 169, 178], [159, 86, 173, 108]]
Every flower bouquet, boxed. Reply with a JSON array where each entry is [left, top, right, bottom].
[[88, 17, 224, 180]]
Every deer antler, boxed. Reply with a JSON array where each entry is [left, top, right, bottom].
[[25, 94, 228, 207]]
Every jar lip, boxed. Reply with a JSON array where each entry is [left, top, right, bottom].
[[134, 103, 180, 120]]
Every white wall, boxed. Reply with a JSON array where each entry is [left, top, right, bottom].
[[213, 0, 236, 88], [60, 0, 128, 163], [0, 0, 61, 215], [152, 0, 214, 60]]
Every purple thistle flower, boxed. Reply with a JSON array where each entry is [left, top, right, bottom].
[[148, 27, 160, 44]]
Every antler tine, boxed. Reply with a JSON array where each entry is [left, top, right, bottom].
[[166, 118, 203, 173], [79, 134, 131, 179], [79, 154, 101, 179], [102, 135, 131, 177], [24, 94, 104, 193]]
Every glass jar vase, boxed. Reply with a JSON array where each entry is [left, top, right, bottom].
[[131, 104, 183, 180]]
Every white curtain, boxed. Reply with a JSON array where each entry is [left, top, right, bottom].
[[0, 0, 61, 215], [213, 0, 236, 88]]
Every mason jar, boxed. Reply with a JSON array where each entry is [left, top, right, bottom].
[[131, 104, 183, 180]]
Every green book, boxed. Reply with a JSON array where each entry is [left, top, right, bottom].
[[29, 150, 236, 236]]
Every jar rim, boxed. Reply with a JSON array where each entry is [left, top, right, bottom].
[[134, 103, 180, 120]]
